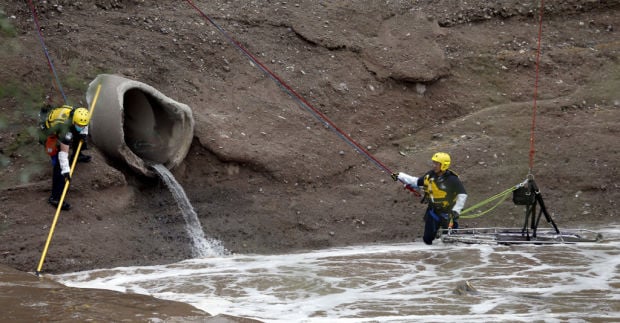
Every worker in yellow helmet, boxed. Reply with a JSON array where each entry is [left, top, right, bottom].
[[392, 152, 468, 245], [39, 104, 92, 210]]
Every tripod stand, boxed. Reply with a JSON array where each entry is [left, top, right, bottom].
[[518, 179, 560, 240]]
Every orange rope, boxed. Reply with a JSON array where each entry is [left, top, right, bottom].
[[529, 0, 545, 173]]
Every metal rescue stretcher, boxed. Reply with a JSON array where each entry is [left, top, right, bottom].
[[441, 179, 604, 245]]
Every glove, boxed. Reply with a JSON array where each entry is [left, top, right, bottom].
[[58, 151, 70, 176], [79, 125, 89, 142], [390, 172, 399, 181], [62, 171, 71, 182]]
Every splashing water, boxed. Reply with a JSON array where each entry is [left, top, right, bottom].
[[54, 226, 620, 322], [151, 164, 228, 257]]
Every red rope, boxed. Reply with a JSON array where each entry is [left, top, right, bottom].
[[25, 0, 68, 104], [529, 0, 545, 173], [185, 0, 396, 177]]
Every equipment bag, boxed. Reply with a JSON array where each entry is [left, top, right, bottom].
[[513, 185, 535, 205], [44, 135, 59, 156]]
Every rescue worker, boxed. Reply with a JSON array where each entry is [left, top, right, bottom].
[[391, 152, 467, 245], [41, 105, 91, 210]]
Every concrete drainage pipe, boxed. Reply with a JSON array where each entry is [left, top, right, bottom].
[[85, 74, 194, 177]]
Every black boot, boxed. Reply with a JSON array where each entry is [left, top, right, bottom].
[[71, 152, 92, 163], [48, 196, 71, 210], [77, 153, 92, 163]]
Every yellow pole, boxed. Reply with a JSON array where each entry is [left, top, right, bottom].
[[36, 84, 102, 275]]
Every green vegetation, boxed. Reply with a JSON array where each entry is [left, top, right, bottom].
[[64, 60, 90, 93], [0, 81, 20, 101], [0, 16, 106, 186], [0, 80, 48, 187], [0, 9, 16, 37], [0, 81, 46, 121]]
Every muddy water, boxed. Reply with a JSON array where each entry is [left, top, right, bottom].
[[0, 263, 213, 322], [53, 226, 620, 322]]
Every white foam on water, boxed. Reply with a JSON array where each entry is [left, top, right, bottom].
[[53, 226, 620, 322], [151, 164, 228, 257]]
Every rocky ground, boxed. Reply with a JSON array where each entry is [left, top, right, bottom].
[[0, 0, 618, 320]]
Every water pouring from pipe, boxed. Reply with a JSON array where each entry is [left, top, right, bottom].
[[86, 74, 226, 257]]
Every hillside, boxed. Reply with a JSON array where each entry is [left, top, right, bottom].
[[0, 0, 618, 278]]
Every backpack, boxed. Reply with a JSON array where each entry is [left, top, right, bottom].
[[38, 105, 74, 156], [513, 185, 535, 206], [45, 105, 74, 128]]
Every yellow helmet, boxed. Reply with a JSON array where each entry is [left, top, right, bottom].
[[432, 152, 451, 171], [72, 107, 90, 127]]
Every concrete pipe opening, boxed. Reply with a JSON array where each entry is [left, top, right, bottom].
[[86, 74, 194, 177]]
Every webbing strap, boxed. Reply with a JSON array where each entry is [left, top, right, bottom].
[[459, 179, 527, 219]]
